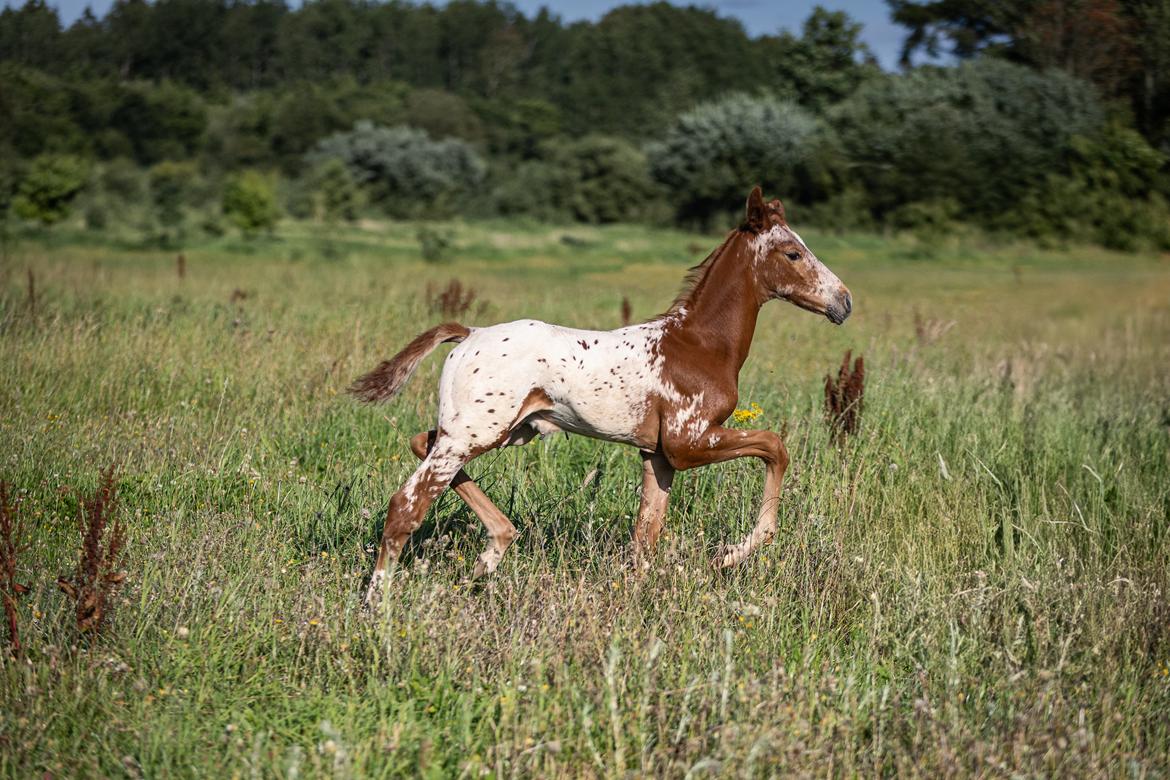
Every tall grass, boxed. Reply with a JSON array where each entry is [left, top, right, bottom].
[[0, 221, 1167, 776]]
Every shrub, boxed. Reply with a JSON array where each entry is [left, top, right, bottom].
[[302, 158, 364, 223], [84, 202, 108, 231], [99, 158, 145, 204], [831, 60, 1104, 221], [13, 154, 90, 225], [309, 122, 485, 218], [222, 170, 280, 236], [149, 161, 198, 230], [417, 226, 450, 262], [646, 95, 828, 227], [492, 159, 569, 222], [550, 136, 660, 224], [495, 136, 660, 224], [1008, 125, 1170, 251]]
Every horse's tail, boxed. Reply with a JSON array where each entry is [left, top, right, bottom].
[[348, 322, 470, 404]]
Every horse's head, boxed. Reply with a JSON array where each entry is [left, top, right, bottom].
[[743, 186, 852, 325]]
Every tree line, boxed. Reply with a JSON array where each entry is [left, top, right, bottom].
[[2, 0, 1168, 250]]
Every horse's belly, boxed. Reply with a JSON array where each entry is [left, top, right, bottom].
[[542, 372, 657, 446]]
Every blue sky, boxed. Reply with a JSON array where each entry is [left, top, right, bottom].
[[14, 0, 908, 70]]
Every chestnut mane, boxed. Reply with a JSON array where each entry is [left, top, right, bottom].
[[662, 228, 747, 317]]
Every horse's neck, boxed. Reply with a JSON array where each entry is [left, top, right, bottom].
[[666, 235, 765, 375]]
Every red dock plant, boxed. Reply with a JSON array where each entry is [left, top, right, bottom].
[[57, 467, 127, 635], [426, 278, 484, 319], [824, 350, 865, 444], [0, 482, 30, 656], [620, 296, 632, 326]]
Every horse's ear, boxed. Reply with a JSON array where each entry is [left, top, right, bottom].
[[769, 198, 787, 225], [745, 186, 767, 231]]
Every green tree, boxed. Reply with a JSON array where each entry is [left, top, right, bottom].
[[0, 0, 62, 71], [646, 95, 827, 227], [13, 154, 90, 225], [830, 59, 1104, 219], [222, 170, 280, 236], [112, 81, 208, 164], [756, 7, 880, 111]]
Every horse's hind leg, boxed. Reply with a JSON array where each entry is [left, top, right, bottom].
[[409, 431, 518, 578], [366, 438, 469, 604], [633, 451, 675, 567]]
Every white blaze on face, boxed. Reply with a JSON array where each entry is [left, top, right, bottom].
[[752, 224, 842, 302]]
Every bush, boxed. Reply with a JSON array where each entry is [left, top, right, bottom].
[[417, 226, 450, 262], [99, 159, 145, 204], [799, 187, 875, 232], [299, 159, 364, 223], [309, 122, 485, 218], [222, 170, 280, 236], [84, 202, 108, 231], [13, 154, 90, 225], [1008, 124, 1170, 251], [149, 161, 199, 232], [646, 95, 828, 227], [831, 60, 1104, 221], [492, 160, 567, 222], [494, 136, 660, 224]]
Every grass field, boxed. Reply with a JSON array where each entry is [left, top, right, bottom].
[[1, 220, 1168, 777]]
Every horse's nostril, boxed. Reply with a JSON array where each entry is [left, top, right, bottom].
[[842, 292, 853, 315]]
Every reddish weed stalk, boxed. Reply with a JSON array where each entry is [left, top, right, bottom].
[[824, 350, 865, 444], [0, 483, 29, 656], [620, 296, 632, 326], [26, 268, 36, 317], [57, 467, 127, 635], [426, 279, 485, 318]]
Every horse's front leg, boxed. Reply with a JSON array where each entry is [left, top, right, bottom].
[[633, 451, 675, 567], [665, 426, 789, 568]]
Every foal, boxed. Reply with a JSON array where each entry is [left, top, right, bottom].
[[352, 187, 852, 601]]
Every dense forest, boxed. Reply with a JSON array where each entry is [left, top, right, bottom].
[[2, 0, 1169, 248]]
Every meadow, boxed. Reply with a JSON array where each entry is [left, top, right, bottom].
[[1, 220, 1168, 777]]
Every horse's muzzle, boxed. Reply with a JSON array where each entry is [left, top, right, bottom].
[[826, 290, 852, 325]]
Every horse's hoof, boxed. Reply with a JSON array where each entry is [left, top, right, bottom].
[[363, 571, 386, 608], [711, 545, 741, 569], [472, 548, 504, 579]]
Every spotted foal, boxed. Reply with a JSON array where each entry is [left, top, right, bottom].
[[352, 187, 852, 602]]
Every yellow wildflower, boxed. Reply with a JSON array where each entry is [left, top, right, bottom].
[[731, 402, 764, 425]]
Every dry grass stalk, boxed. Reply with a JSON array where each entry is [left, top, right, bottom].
[[426, 279, 483, 318], [824, 350, 865, 444], [620, 296, 632, 326], [57, 467, 127, 635], [914, 310, 956, 346], [177, 253, 186, 280], [0, 483, 30, 656]]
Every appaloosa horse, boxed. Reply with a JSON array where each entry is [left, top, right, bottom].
[[352, 187, 852, 601]]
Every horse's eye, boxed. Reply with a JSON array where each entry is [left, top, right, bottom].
[[785, 251, 801, 262]]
